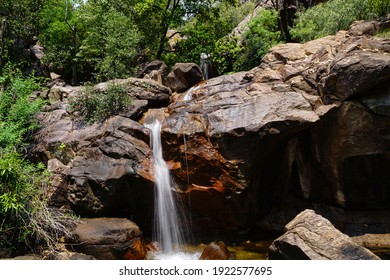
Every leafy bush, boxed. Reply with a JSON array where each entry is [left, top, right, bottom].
[[0, 64, 75, 254], [0, 64, 44, 148], [70, 82, 132, 123], [77, 3, 142, 81], [237, 9, 282, 70], [291, 0, 390, 42], [213, 35, 244, 74]]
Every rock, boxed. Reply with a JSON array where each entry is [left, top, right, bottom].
[[351, 234, 390, 258], [34, 109, 155, 232], [67, 218, 147, 260], [138, 60, 170, 85], [48, 85, 82, 101], [268, 209, 380, 260], [158, 18, 390, 237], [54, 252, 96, 260], [348, 15, 390, 36], [50, 72, 61, 80], [30, 43, 44, 60], [119, 99, 149, 120], [94, 77, 172, 107], [32, 16, 390, 242], [285, 101, 390, 209], [166, 63, 204, 93], [199, 241, 231, 260]]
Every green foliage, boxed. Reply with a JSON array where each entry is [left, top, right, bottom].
[[376, 28, 390, 38], [291, 0, 390, 42], [70, 82, 131, 123], [38, 0, 81, 80], [0, 64, 44, 148], [0, 64, 74, 253], [213, 36, 244, 74], [77, 1, 142, 81], [165, 1, 255, 72], [238, 8, 282, 70]]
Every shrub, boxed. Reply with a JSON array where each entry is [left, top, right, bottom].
[[238, 9, 282, 70], [0, 64, 75, 254], [70, 82, 132, 123], [0, 64, 44, 148], [213, 35, 244, 74]]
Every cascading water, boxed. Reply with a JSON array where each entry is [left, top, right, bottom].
[[146, 120, 184, 254], [200, 52, 210, 80]]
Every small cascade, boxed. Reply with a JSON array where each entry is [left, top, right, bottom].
[[200, 53, 210, 80], [200, 52, 215, 80], [183, 85, 199, 101], [145, 120, 184, 253]]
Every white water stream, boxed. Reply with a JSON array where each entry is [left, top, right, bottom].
[[146, 119, 201, 259], [146, 120, 184, 253]]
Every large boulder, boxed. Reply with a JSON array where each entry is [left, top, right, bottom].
[[67, 218, 147, 260], [268, 209, 380, 260], [34, 102, 156, 233], [94, 77, 172, 108], [199, 241, 231, 260], [137, 60, 170, 85], [166, 63, 204, 93]]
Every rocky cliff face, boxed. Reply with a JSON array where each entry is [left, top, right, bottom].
[[161, 16, 390, 238], [33, 16, 390, 240]]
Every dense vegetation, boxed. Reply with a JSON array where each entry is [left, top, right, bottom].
[[0, 0, 389, 255], [1, 0, 389, 81], [0, 64, 75, 254], [291, 0, 390, 41]]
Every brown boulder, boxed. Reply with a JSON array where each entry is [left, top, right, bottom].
[[94, 77, 172, 107], [166, 63, 203, 93], [199, 241, 231, 260], [268, 209, 380, 260], [138, 60, 170, 85], [34, 102, 156, 232], [67, 218, 147, 260]]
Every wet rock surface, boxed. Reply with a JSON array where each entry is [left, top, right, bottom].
[[268, 209, 380, 260]]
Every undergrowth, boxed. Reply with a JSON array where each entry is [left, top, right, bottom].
[[69, 82, 131, 123], [0, 63, 76, 255]]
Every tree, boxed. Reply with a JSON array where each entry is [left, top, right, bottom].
[[0, 64, 75, 253], [239, 8, 281, 70], [39, 0, 81, 82], [164, 1, 254, 70], [0, 0, 44, 67], [0, 19, 7, 76], [76, 0, 142, 81]]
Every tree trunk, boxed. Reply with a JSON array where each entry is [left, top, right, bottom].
[[0, 19, 7, 77], [71, 25, 77, 85], [156, 0, 180, 60]]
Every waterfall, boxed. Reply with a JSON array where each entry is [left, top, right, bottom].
[[200, 52, 215, 80], [145, 120, 184, 253], [183, 84, 199, 101], [200, 53, 209, 80]]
